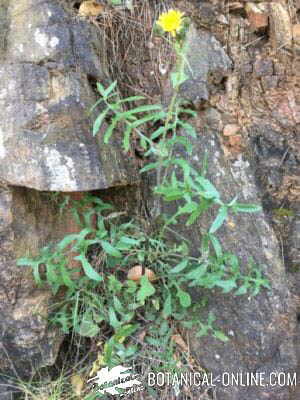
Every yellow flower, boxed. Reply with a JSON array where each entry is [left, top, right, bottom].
[[157, 9, 184, 37]]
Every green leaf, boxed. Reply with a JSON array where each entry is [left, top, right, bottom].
[[139, 162, 160, 173], [93, 109, 109, 136], [177, 201, 198, 215], [103, 117, 118, 144], [215, 279, 237, 293], [178, 107, 197, 118], [75, 254, 103, 282], [235, 285, 248, 296], [56, 234, 79, 251], [100, 240, 122, 258], [109, 307, 120, 330], [113, 296, 123, 313], [185, 265, 207, 281], [96, 82, 106, 96], [98, 80, 118, 98], [121, 104, 162, 117], [77, 312, 100, 337], [114, 324, 138, 343], [158, 188, 185, 201], [163, 294, 172, 318], [172, 159, 191, 179], [131, 111, 166, 128], [196, 176, 220, 199], [60, 263, 75, 289], [18, 258, 42, 285], [232, 203, 262, 213], [151, 126, 167, 140], [170, 260, 188, 274], [137, 275, 155, 303], [176, 289, 191, 308], [123, 123, 133, 151], [117, 95, 145, 104], [208, 234, 223, 258], [213, 330, 229, 342], [177, 121, 197, 138], [209, 206, 228, 234]]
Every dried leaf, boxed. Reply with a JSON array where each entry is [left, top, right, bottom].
[[71, 374, 84, 397]]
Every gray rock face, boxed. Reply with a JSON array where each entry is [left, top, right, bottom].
[[0, 185, 64, 388], [288, 209, 300, 270], [0, 0, 138, 393], [179, 25, 232, 103], [0, 0, 137, 191]]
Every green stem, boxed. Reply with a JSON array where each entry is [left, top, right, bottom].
[[156, 40, 187, 190]]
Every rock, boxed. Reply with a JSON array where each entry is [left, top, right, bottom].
[[178, 25, 232, 104], [0, 0, 138, 191], [292, 24, 300, 45], [0, 187, 63, 385], [223, 124, 240, 136], [269, 3, 292, 50], [245, 2, 269, 31], [288, 209, 300, 270], [196, 2, 217, 25], [0, 0, 138, 392], [228, 134, 243, 147], [254, 58, 274, 77], [78, 1, 105, 17], [261, 75, 279, 90], [127, 265, 157, 282]]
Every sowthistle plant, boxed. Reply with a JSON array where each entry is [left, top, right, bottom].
[[18, 9, 270, 395]]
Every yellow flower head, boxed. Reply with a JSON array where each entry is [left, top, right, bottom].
[[157, 9, 184, 37]]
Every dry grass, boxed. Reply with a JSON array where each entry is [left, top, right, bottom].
[[93, 0, 175, 99]]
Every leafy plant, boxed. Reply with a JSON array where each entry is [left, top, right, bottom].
[[18, 194, 269, 372], [17, 9, 271, 398]]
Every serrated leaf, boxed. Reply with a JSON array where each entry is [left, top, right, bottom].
[[123, 123, 133, 151], [60, 263, 75, 289], [103, 117, 118, 144], [100, 240, 122, 258], [209, 206, 228, 234], [93, 109, 109, 136], [163, 294, 172, 318], [56, 234, 79, 251], [233, 203, 262, 213], [75, 254, 103, 282], [170, 260, 189, 274], [196, 176, 220, 199], [208, 234, 223, 258], [109, 307, 120, 330]]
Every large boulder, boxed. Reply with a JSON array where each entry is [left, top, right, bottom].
[[0, 0, 137, 191], [0, 0, 138, 394]]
